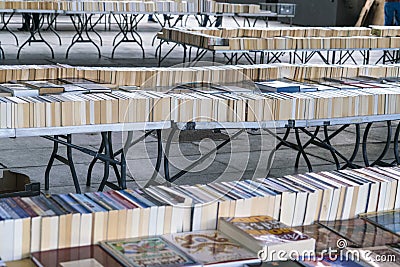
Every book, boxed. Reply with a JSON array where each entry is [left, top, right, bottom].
[[0, 83, 38, 97], [22, 81, 64, 95], [361, 210, 400, 236], [319, 218, 400, 247], [100, 236, 199, 267], [256, 81, 300, 93], [218, 216, 315, 261], [162, 230, 260, 267], [293, 224, 358, 253], [31, 245, 123, 267]]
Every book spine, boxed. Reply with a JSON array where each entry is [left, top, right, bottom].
[[69, 193, 106, 213], [5, 198, 32, 218], [49, 195, 75, 214], [94, 192, 126, 210], [85, 193, 114, 211], [13, 197, 39, 217], [58, 195, 89, 214], [105, 191, 138, 209], [31, 196, 55, 216]]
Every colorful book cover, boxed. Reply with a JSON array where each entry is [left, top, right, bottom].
[[293, 224, 358, 252], [319, 219, 400, 247], [162, 230, 259, 266], [223, 216, 312, 244], [362, 210, 400, 236], [100, 236, 199, 267]]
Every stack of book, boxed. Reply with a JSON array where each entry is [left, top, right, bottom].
[[0, 0, 201, 13], [167, 27, 373, 39], [6, 64, 400, 88], [159, 27, 400, 51], [204, 0, 261, 14], [1, 166, 400, 261], [4, 76, 400, 127], [371, 25, 400, 37]]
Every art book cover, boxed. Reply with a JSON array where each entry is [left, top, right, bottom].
[[100, 236, 199, 267], [362, 210, 400, 236], [31, 245, 123, 267], [319, 218, 400, 248], [162, 230, 260, 266], [293, 224, 358, 252], [221, 216, 313, 244]]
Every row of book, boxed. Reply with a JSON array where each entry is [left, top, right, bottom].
[[0, 0, 262, 14], [1, 165, 400, 260], [171, 26, 374, 39], [165, 26, 400, 39], [159, 28, 400, 51], [5, 64, 400, 88], [0, 0, 202, 13], [6, 77, 400, 127], [203, 0, 261, 14], [29, 214, 400, 266]]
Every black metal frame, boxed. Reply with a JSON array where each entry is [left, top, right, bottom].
[[17, 13, 55, 59], [111, 13, 145, 59], [41, 119, 400, 192], [1, 12, 19, 46], [43, 132, 127, 193], [66, 13, 101, 59]]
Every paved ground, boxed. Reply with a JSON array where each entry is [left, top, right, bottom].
[[0, 14, 396, 194]]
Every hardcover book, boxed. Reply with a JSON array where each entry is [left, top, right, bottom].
[[319, 219, 400, 247], [361, 210, 400, 236], [293, 224, 358, 252], [31, 245, 123, 267], [218, 216, 315, 261], [162, 230, 260, 267], [100, 236, 199, 267]]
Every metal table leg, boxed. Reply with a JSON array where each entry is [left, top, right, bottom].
[[66, 14, 101, 59], [1, 12, 18, 46], [17, 13, 55, 59], [44, 135, 81, 193]]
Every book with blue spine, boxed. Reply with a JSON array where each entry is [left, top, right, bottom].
[[40, 196, 68, 216], [2, 198, 30, 218], [85, 192, 116, 211], [0, 200, 21, 219], [30, 196, 57, 217], [0, 202, 12, 220], [58, 194, 90, 214], [118, 190, 150, 208], [94, 192, 126, 210], [50, 195, 76, 214], [69, 193, 107, 213], [256, 81, 300, 93]]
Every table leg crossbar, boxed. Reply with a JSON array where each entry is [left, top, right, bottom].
[[111, 13, 145, 59], [44, 132, 127, 193], [1, 12, 18, 46], [17, 13, 54, 59], [66, 14, 101, 59]]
